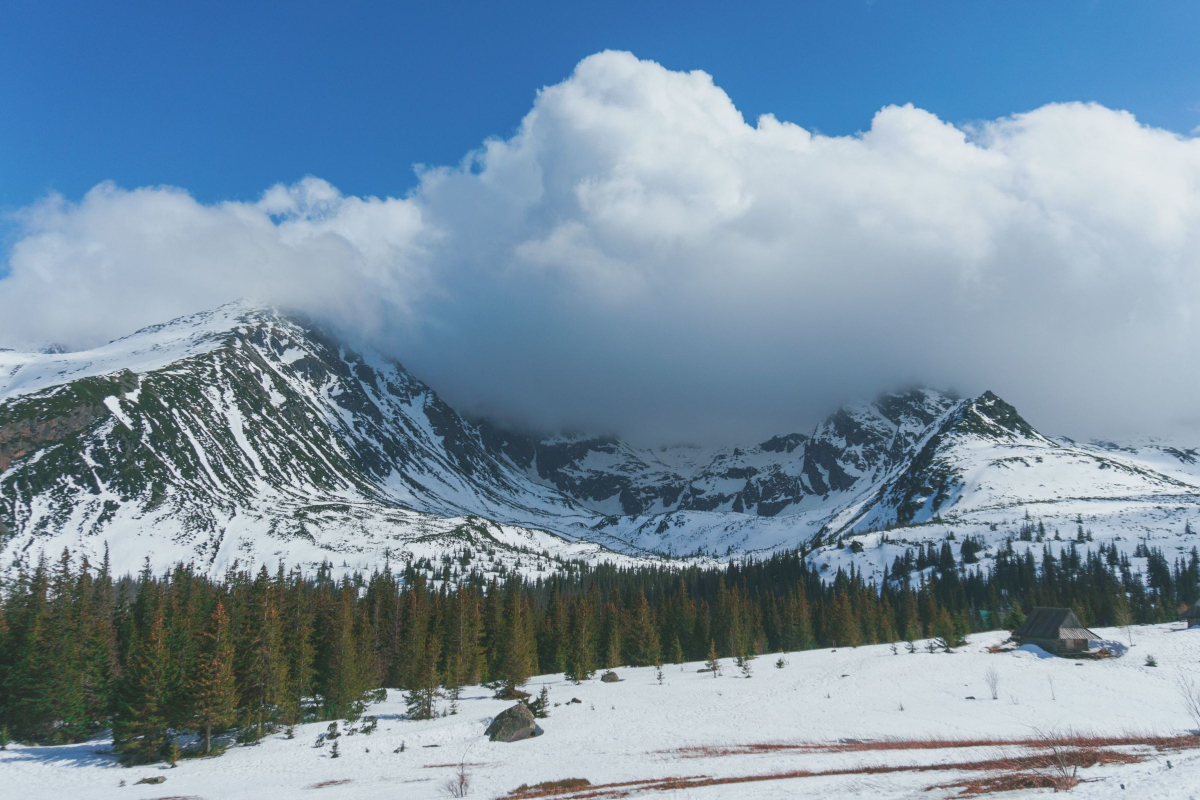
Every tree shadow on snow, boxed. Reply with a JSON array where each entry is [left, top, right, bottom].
[[1, 738, 122, 770]]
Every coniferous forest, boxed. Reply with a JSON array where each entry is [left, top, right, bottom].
[[1, 536, 1197, 762]]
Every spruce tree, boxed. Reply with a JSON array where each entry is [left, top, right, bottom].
[[193, 601, 237, 755], [497, 587, 534, 698], [282, 568, 316, 724], [320, 588, 369, 719], [564, 601, 595, 683], [239, 598, 288, 739], [113, 606, 171, 764], [404, 635, 441, 720], [627, 590, 661, 667], [705, 640, 721, 677]]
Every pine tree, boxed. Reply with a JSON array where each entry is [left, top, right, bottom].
[[493, 584, 534, 698], [47, 549, 89, 741], [830, 589, 860, 648], [564, 601, 594, 683], [113, 604, 171, 763], [404, 635, 441, 720], [528, 685, 550, 719], [193, 601, 237, 755], [81, 551, 119, 733], [282, 569, 316, 724], [320, 587, 369, 719], [602, 600, 622, 670], [669, 636, 684, 666], [238, 590, 289, 740], [2, 557, 55, 740], [627, 590, 661, 667], [705, 640, 721, 677]]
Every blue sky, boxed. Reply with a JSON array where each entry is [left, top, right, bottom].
[[2, 1, 1198, 212]]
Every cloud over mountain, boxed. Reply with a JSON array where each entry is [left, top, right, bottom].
[[3, 51, 1199, 442]]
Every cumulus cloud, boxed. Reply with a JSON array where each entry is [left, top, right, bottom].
[[3, 50, 1200, 443], [0, 177, 431, 349]]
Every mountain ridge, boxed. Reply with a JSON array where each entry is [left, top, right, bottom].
[[2, 302, 1198, 578]]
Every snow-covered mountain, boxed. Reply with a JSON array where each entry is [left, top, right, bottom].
[[0, 303, 630, 576], [2, 302, 1198, 577]]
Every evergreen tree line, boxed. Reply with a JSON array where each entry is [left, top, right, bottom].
[[1, 536, 1196, 759]]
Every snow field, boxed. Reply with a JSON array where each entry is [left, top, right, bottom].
[[6, 623, 1200, 799]]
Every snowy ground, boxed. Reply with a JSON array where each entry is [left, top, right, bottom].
[[7, 624, 1200, 799]]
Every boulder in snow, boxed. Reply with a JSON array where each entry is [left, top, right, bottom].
[[485, 703, 541, 742]]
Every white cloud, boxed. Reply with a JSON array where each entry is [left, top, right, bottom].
[[4, 51, 1200, 442], [0, 177, 431, 350]]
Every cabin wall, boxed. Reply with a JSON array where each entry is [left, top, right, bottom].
[[1015, 636, 1084, 656]]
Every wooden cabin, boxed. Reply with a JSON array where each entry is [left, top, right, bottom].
[[1012, 607, 1098, 656]]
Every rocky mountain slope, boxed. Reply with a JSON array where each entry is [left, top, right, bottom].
[[0, 303, 621, 576], [2, 302, 1198, 577]]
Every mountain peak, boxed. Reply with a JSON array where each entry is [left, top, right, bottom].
[[961, 390, 1039, 439], [0, 301, 314, 402]]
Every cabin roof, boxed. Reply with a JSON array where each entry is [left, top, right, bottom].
[[1012, 607, 1098, 641]]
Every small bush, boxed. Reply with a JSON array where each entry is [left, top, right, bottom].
[[1146, 654, 1158, 668], [527, 686, 550, 719], [985, 667, 1000, 700], [444, 762, 471, 797]]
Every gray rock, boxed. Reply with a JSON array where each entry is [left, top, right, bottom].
[[600, 671, 620, 683], [134, 776, 166, 785], [485, 703, 541, 742]]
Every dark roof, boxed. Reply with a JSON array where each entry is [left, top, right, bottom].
[[1012, 607, 1098, 640]]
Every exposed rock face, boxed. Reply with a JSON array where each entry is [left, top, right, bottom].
[[485, 703, 540, 742], [481, 388, 963, 520], [0, 371, 135, 471]]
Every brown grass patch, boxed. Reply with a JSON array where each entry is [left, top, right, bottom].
[[502, 733, 1200, 799], [511, 746, 1146, 799], [507, 778, 593, 797], [929, 772, 1079, 796], [668, 732, 1200, 759], [308, 779, 352, 789]]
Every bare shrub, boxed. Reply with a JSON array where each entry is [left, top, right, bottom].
[[444, 745, 475, 798], [444, 763, 471, 798], [984, 668, 999, 700], [1031, 727, 1081, 792], [1177, 672, 1200, 733]]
